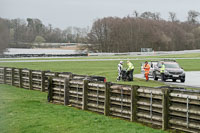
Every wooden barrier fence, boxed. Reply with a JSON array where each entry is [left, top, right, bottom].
[[0, 66, 200, 133]]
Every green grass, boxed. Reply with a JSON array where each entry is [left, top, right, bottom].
[[0, 60, 165, 87], [0, 84, 166, 133], [1, 58, 200, 86], [1, 58, 200, 87], [0, 55, 200, 133]]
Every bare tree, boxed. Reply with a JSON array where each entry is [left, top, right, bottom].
[[169, 12, 177, 22], [87, 11, 200, 52], [133, 10, 139, 18], [0, 18, 9, 54], [140, 12, 160, 20], [187, 10, 200, 24]]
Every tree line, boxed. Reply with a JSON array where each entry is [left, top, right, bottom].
[[87, 10, 200, 52], [1, 10, 200, 54], [0, 17, 88, 53]]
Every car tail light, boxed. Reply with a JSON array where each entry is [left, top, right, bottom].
[[104, 78, 107, 83]]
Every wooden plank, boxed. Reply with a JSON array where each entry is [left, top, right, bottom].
[[32, 71, 42, 74], [88, 93, 105, 99], [110, 112, 130, 119], [169, 104, 200, 115], [138, 93, 162, 100], [87, 103, 104, 109], [137, 99, 162, 109], [69, 80, 83, 85], [110, 84, 131, 91], [137, 118, 162, 126], [52, 96, 64, 101], [69, 90, 83, 95], [137, 105, 162, 113], [52, 78, 65, 82], [110, 89, 131, 95], [87, 107, 104, 114], [170, 92, 200, 100], [88, 87, 105, 92], [88, 97, 105, 103], [137, 87, 163, 95], [110, 107, 131, 114], [137, 112, 162, 121], [69, 99, 82, 105], [22, 69, 29, 73], [32, 78, 42, 82], [170, 126, 198, 133], [82, 79, 89, 110], [170, 97, 200, 105], [169, 118, 200, 130], [104, 82, 111, 116], [88, 82, 105, 88], [32, 84, 42, 89], [169, 111, 200, 121], [110, 101, 130, 107]]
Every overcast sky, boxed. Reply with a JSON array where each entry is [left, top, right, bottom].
[[1, 0, 200, 29]]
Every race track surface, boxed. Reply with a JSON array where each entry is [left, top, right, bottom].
[[134, 72, 200, 88]]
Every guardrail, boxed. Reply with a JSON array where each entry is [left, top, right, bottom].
[[0, 66, 200, 133]]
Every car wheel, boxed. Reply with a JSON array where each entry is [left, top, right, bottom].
[[181, 79, 185, 83], [172, 79, 176, 82], [153, 72, 158, 80]]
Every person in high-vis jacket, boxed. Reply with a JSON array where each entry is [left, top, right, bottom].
[[117, 61, 123, 81], [160, 62, 165, 81], [143, 61, 150, 81], [126, 60, 134, 81]]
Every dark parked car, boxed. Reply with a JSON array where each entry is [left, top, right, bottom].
[[153, 60, 185, 82]]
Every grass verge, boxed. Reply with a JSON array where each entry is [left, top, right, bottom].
[[0, 84, 166, 133], [0, 59, 200, 87]]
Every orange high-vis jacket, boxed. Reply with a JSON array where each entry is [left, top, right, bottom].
[[144, 64, 150, 74]]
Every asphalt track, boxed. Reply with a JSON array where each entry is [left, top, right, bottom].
[[0, 57, 200, 63], [134, 72, 200, 89]]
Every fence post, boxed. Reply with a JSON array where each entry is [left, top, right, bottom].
[[162, 88, 169, 130], [19, 68, 22, 88], [64, 74, 72, 106], [41, 71, 45, 92], [11, 68, 14, 86], [47, 77, 53, 102], [82, 79, 89, 110], [104, 82, 111, 116], [29, 70, 32, 90], [131, 85, 139, 122], [3, 67, 6, 84], [55, 72, 59, 77]]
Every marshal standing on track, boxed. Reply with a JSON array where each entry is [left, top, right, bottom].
[[143, 61, 150, 81]]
